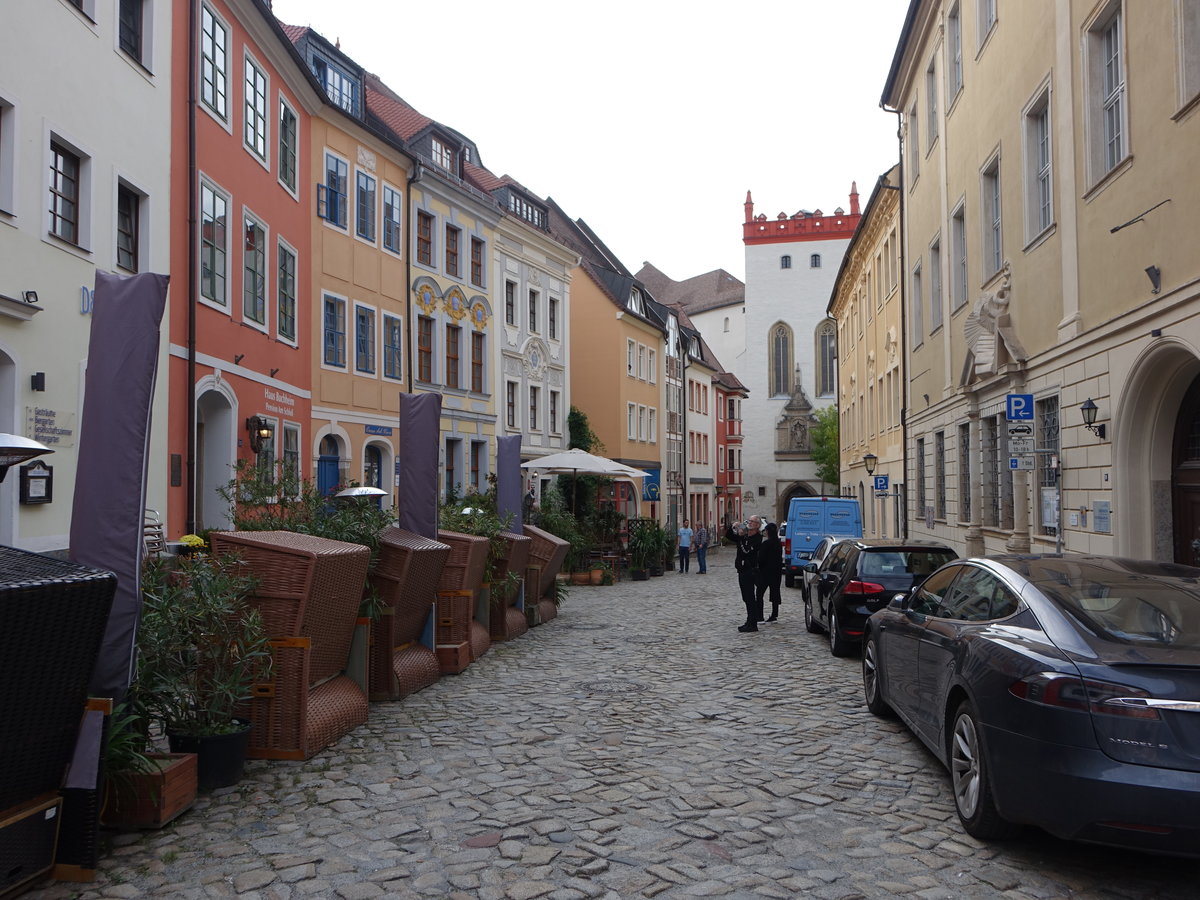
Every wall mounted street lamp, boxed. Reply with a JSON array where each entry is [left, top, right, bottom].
[[246, 415, 274, 454], [1080, 399, 1106, 440], [862, 453, 878, 475]]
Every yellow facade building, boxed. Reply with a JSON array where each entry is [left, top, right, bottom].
[[885, 0, 1200, 559]]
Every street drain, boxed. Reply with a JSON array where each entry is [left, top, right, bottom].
[[578, 678, 650, 695]]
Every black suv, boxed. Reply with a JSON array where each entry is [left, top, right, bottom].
[[805, 539, 957, 656]]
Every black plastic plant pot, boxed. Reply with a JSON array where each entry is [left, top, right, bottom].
[[167, 720, 252, 791]]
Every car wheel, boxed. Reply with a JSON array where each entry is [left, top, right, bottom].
[[862, 635, 894, 717], [828, 605, 852, 657], [950, 700, 1017, 840], [785, 573, 795, 588], [804, 594, 822, 633]]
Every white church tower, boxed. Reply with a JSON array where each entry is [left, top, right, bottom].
[[740, 186, 861, 523]]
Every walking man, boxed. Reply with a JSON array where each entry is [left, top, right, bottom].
[[677, 519, 693, 573], [695, 521, 709, 574]]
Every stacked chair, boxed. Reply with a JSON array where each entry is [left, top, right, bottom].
[[367, 528, 450, 698], [208, 531, 370, 760]]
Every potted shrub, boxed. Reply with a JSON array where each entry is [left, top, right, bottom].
[[648, 521, 667, 576], [101, 703, 197, 829], [626, 520, 655, 580], [137, 556, 272, 791]]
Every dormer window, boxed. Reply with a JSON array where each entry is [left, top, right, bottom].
[[506, 192, 546, 228], [431, 137, 454, 171], [628, 288, 644, 315], [311, 54, 356, 115]]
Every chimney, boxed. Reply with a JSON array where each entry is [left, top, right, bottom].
[[849, 182, 860, 216], [744, 190, 754, 224]]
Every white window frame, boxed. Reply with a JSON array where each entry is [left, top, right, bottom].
[[114, 177, 147, 274], [199, 2, 231, 129], [506, 381, 519, 429], [648, 408, 657, 443], [947, 2, 964, 103], [277, 94, 299, 198], [383, 313, 404, 381], [977, 0, 997, 48], [529, 385, 541, 432], [381, 183, 402, 256], [648, 348, 657, 384], [550, 390, 560, 434], [1084, 1, 1128, 188], [627, 339, 636, 377], [355, 169, 376, 245], [929, 235, 943, 331], [198, 176, 230, 311], [116, 0, 154, 71], [1022, 81, 1054, 244], [276, 237, 298, 345], [1180, 0, 1200, 109], [911, 261, 924, 348], [925, 56, 939, 147], [638, 405, 647, 442], [950, 203, 968, 311], [322, 292, 348, 371], [243, 51, 269, 167], [627, 403, 636, 440], [980, 153, 1003, 278], [637, 344, 646, 380], [242, 210, 268, 331], [908, 103, 919, 182], [354, 301, 377, 376], [47, 131, 92, 252]]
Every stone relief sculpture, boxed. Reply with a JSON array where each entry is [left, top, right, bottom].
[[963, 263, 1011, 378]]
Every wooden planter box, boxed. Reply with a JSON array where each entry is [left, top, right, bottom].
[[102, 753, 197, 829]]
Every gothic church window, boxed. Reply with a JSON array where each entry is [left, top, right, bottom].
[[769, 322, 793, 396], [816, 320, 836, 396]]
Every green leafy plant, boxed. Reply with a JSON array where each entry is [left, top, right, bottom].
[[811, 405, 841, 492], [439, 482, 520, 604], [137, 555, 273, 738], [626, 518, 657, 572]]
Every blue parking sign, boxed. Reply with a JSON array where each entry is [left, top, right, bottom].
[[873, 475, 889, 493], [1007, 393, 1034, 420]]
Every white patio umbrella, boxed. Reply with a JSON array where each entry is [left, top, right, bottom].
[[521, 448, 649, 511]]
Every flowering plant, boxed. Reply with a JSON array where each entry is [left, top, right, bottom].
[[179, 534, 207, 551]]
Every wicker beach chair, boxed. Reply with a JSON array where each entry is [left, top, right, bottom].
[[208, 531, 370, 761], [367, 528, 450, 699], [489, 531, 532, 641], [522, 524, 569, 603], [436, 530, 489, 663]]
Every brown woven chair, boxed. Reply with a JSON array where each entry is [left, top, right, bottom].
[[367, 528, 450, 699], [523, 524, 570, 602], [208, 531, 371, 761], [437, 530, 490, 662], [489, 532, 532, 641]]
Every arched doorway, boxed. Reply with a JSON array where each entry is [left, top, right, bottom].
[[1115, 339, 1200, 560], [776, 481, 815, 524], [1173, 375, 1200, 565], [363, 442, 386, 508], [196, 388, 234, 531], [317, 435, 341, 496]]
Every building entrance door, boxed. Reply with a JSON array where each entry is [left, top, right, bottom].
[[1172, 376, 1200, 565]]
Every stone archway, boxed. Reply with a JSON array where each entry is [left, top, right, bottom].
[[776, 481, 816, 524], [1114, 338, 1200, 559], [196, 387, 235, 532]]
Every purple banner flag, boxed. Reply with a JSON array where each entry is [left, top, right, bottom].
[[496, 435, 522, 531], [70, 271, 168, 701], [396, 393, 441, 538]]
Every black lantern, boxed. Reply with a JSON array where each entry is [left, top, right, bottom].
[[246, 416, 274, 454], [1079, 399, 1106, 440], [862, 453, 878, 475]]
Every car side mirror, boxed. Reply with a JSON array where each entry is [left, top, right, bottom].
[[804, 563, 817, 574], [889, 591, 911, 611]]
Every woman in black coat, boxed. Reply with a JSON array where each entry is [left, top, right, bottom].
[[756, 521, 784, 622]]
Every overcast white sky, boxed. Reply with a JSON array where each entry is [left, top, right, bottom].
[[273, 0, 910, 283]]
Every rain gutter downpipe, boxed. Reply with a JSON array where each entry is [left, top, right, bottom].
[[185, 0, 199, 534]]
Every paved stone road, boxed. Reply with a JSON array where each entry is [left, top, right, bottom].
[[36, 554, 1199, 899]]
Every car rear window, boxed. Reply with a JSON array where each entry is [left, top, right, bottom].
[[1036, 569, 1200, 649], [859, 549, 956, 577]]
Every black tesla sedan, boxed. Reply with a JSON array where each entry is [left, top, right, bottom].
[[862, 554, 1200, 856]]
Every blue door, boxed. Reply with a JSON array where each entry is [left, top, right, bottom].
[[317, 435, 340, 496]]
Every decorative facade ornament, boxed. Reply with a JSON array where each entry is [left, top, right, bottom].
[[961, 263, 1027, 385], [523, 337, 550, 379], [528, 269, 542, 286], [356, 146, 377, 172], [775, 380, 817, 455], [414, 282, 438, 315], [470, 300, 488, 330], [445, 287, 468, 321]]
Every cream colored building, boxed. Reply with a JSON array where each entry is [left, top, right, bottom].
[[829, 167, 904, 538], [884, 0, 1200, 560]]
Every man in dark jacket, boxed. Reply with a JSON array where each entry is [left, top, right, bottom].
[[725, 515, 763, 632]]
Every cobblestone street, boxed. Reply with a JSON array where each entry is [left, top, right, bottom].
[[37, 553, 1200, 899]]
